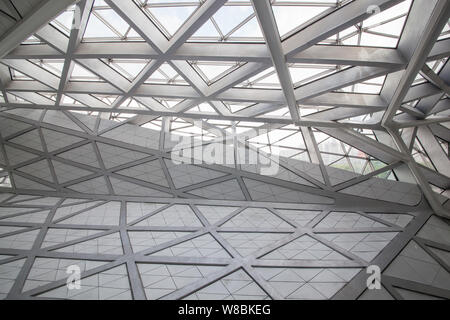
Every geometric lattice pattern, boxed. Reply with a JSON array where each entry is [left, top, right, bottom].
[[0, 0, 449, 300], [0, 192, 442, 300]]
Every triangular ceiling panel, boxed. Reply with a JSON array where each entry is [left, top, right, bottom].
[[54, 232, 123, 255], [128, 230, 192, 253], [114, 159, 169, 187], [109, 177, 173, 197], [322, 0, 411, 47], [41, 129, 84, 152], [69, 62, 103, 82], [52, 160, 94, 184], [41, 228, 104, 248], [136, 263, 224, 300], [221, 207, 293, 230], [70, 112, 98, 132], [146, 4, 199, 37], [219, 232, 288, 258], [243, 178, 333, 204], [23, 257, 109, 292], [42, 111, 83, 132], [184, 269, 268, 300], [315, 211, 387, 229], [145, 63, 187, 85], [16, 160, 54, 183], [261, 234, 350, 261], [190, 61, 244, 85], [272, 3, 331, 38], [126, 202, 168, 223], [187, 179, 246, 200], [0, 0, 449, 301], [196, 205, 238, 225], [0, 230, 40, 250], [0, 226, 29, 236], [8, 130, 43, 152], [133, 204, 202, 228], [0, 118, 32, 139], [105, 59, 149, 81], [149, 233, 231, 259], [57, 143, 100, 168], [12, 174, 54, 191], [211, 5, 254, 36], [3, 145, 38, 166], [83, 1, 142, 42], [67, 176, 109, 195], [164, 159, 227, 189], [52, 200, 104, 221], [339, 177, 422, 206], [96, 142, 150, 169], [1, 210, 50, 224], [36, 264, 132, 300]]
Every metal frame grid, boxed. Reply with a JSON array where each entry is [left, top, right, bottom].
[[0, 0, 449, 300]]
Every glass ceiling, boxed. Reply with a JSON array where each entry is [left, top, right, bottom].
[[0, 0, 449, 199]]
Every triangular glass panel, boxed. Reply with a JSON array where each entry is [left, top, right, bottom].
[[9, 68, 33, 81], [191, 18, 221, 39], [271, 3, 332, 38], [190, 61, 244, 85], [83, 0, 142, 42], [235, 67, 280, 89], [323, 0, 411, 47], [70, 63, 103, 82], [230, 17, 263, 39], [103, 59, 149, 81], [29, 59, 64, 77], [145, 63, 187, 85], [289, 64, 339, 88], [49, 5, 75, 36], [212, 4, 254, 36], [145, 3, 199, 37]]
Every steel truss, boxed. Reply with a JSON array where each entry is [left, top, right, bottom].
[[0, 0, 449, 300]]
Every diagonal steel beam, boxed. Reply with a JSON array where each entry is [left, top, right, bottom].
[[252, 0, 299, 122], [381, 0, 450, 126], [282, 0, 402, 56], [0, 0, 77, 59]]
